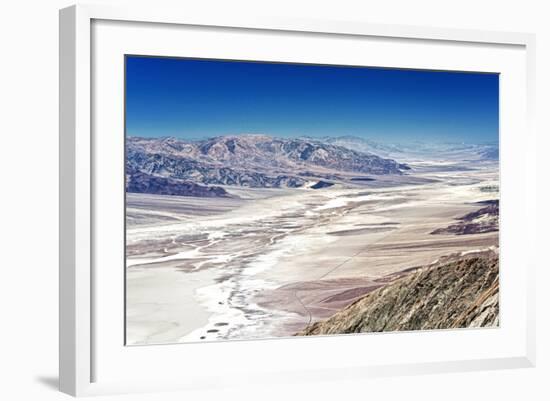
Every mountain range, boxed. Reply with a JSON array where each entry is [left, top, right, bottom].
[[319, 135, 499, 162], [126, 135, 410, 196]]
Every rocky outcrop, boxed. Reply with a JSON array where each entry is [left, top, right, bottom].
[[126, 171, 229, 197], [297, 251, 499, 335], [431, 200, 499, 235], [310, 180, 334, 189]]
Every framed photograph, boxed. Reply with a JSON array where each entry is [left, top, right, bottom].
[[59, 4, 536, 396]]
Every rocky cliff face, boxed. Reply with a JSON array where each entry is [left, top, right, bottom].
[[126, 135, 409, 191], [297, 250, 499, 336]]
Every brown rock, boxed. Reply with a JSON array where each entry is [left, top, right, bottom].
[[297, 251, 499, 336]]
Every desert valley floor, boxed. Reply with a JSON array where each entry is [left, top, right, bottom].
[[125, 158, 499, 345]]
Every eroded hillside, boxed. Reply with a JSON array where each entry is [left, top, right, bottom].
[[297, 250, 499, 336]]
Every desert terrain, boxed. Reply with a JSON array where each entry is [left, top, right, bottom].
[[125, 139, 499, 344]]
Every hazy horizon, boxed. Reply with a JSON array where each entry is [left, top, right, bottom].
[[126, 56, 499, 144], [127, 132, 498, 146]]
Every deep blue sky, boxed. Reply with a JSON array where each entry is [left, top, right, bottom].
[[126, 56, 499, 144]]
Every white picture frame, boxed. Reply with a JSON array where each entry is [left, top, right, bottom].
[[59, 4, 536, 397]]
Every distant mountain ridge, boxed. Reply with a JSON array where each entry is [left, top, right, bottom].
[[126, 135, 410, 195], [316, 135, 499, 162]]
